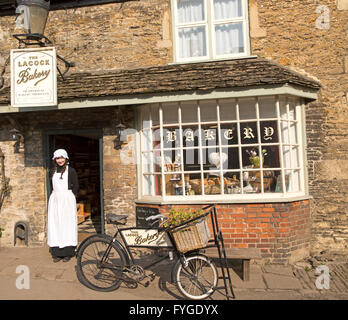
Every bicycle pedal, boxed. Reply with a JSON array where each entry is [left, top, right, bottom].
[[144, 281, 150, 287]]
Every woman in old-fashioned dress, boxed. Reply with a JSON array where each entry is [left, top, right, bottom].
[[47, 149, 79, 262]]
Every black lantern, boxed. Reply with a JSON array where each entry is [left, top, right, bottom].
[[16, 0, 50, 36], [114, 123, 126, 150], [9, 128, 24, 153]]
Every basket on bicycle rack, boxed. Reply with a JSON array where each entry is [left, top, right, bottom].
[[169, 214, 211, 253]]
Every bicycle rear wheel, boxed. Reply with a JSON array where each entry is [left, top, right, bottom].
[[175, 254, 218, 300], [76, 234, 127, 292]]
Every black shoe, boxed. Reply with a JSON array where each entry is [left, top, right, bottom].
[[53, 257, 62, 263], [62, 256, 71, 262]]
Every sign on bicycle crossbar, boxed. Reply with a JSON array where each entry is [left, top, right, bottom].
[[120, 229, 173, 247]]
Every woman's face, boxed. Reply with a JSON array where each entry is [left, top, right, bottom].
[[55, 157, 66, 166]]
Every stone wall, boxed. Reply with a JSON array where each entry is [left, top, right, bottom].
[[0, 0, 172, 79], [0, 106, 136, 246], [249, 0, 348, 254]]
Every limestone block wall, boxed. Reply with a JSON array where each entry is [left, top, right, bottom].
[[249, 0, 348, 254]]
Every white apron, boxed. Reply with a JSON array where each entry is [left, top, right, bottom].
[[47, 166, 77, 248]]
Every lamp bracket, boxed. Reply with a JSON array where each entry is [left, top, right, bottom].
[[12, 33, 75, 80]]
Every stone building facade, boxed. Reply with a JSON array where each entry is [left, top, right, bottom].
[[0, 0, 347, 263]]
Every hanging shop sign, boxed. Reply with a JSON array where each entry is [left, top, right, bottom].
[[11, 47, 57, 108]]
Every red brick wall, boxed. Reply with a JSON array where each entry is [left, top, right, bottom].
[[137, 200, 311, 264]]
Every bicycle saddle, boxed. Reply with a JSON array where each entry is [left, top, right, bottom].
[[106, 214, 128, 224]]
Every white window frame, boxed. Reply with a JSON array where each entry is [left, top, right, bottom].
[[137, 95, 308, 203], [171, 0, 251, 63]]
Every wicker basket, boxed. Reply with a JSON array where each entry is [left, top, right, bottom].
[[170, 216, 211, 253]]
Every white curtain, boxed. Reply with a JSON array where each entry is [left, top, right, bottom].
[[178, 0, 205, 24], [214, 0, 244, 55], [215, 22, 243, 55], [179, 27, 206, 58], [178, 0, 206, 58], [213, 0, 242, 19]]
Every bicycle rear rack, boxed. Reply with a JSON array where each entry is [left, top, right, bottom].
[[203, 205, 235, 300]]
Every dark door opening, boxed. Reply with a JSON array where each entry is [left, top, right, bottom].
[[47, 132, 103, 238]]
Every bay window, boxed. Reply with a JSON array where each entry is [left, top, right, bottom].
[[138, 96, 306, 202], [172, 0, 250, 62]]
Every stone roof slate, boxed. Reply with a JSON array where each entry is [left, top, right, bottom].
[[0, 56, 321, 104]]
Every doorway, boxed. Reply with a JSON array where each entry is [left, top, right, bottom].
[[45, 129, 104, 238]]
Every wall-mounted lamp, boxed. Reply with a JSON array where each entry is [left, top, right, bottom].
[[16, 0, 50, 37], [114, 122, 126, 150], [0, 0, 74, 89], [9, 128, 24, 153]]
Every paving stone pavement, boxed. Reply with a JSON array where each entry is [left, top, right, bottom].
[[0, 245, 347, 300]]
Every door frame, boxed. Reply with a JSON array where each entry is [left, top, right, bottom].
[[44, 128, 105, 234]]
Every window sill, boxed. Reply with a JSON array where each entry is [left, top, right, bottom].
[[168, 55, 258, 67], [135, 194, 312, 205]]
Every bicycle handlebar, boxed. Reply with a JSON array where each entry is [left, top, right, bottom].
[[145, 214, 168, 221]]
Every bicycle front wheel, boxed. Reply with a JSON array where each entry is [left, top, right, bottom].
[[175, 254, 218, 300], [76, 235, 127, 292]]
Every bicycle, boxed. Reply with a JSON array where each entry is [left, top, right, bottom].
[[75, 205, 220, 300]]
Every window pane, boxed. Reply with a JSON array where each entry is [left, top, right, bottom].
[[200, 100, 217, 122], [179, 26, 207, 58], [290, 170, 301, 192], [259, 96, 277, 118], [181, 101, 198, 123], [224, 172, 241, 194], [262, 145, 280, 168], [163, 149, 181, 171], [289, 122, 297, 144], [178, 0, 205, 24], [151, 104, 160, 126], [266, 170, 281, 193], [201, 125, 218, 147], [238, 98, 256, 120], [219, 99, 237, 121], [183, 125, 199, 148], [200, 147, 219, 170], [220, 123, 238, 145], [283, 146, 291, 169], [141, 130, 152, 151], [242, 147, 263, 168], [291, 146, 300, 168], [186, 173, 202, 195], [163, 127, 181, 148], [240, 122, 258, 144], [165, 174, 182, 195], [204, 172, 221, 195], [162, 102, 178, 124], [143, 174, 153, 196], [260, 121, 278, 143], [215, 22, 244, 55], [221, 147, 240, 169], [214, 0, 242, 19], [242, 170, 261, 193], [280, 121, 289, 144], [142, 152, 152, 173]]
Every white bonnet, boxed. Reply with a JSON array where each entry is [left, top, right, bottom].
[[52, 149, 69, 160]]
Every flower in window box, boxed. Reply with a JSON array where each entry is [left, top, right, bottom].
[[246, 149, 267, 168]]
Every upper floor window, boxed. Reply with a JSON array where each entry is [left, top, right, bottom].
[[172, 0, 250, 62]]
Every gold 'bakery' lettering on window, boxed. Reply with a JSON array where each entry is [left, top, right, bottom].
[[263, 127, 274, 141], [243, 127, 255, 139]]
